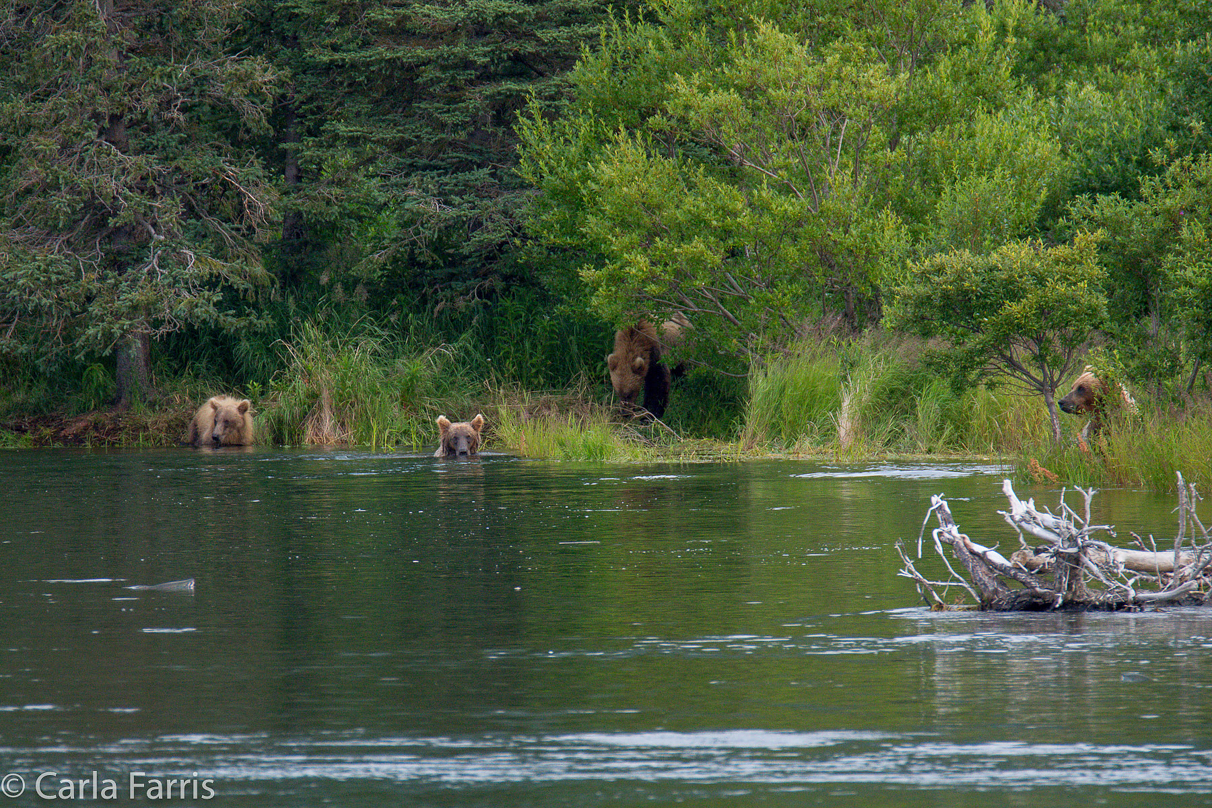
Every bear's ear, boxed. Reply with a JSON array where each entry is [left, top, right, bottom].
[[237, 400, 251, 415], [607, 354, 619, 371], [210, 399, 221, 412], [436, 415, 451, 433], [631, 355, 647, 373], [470, 414, 485, 433]]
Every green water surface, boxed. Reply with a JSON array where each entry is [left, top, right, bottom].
[[0, 449, 1208, 806]]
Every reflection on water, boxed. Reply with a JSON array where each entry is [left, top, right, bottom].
[[1, 450, 1209, 806], [790, 463, 1006, 480]]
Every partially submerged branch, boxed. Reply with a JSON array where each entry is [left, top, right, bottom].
[[901, 473, 1210, 611]]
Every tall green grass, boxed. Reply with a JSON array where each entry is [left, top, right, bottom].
[[401, 288, 614, 391], [492, 407, 640, 461], [742, 337, 1056, 457], [1017, 402, 1212, 492], [742, 343, 842, 449], [258, 318, 470, 448], [14, 281, 1212, 490], [486, 383, 663, 461], [154, 287, 613, 404]]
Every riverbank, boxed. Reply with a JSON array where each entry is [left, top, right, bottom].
[[4, 394, 1209, 497], [4, 320, 1211, 493]]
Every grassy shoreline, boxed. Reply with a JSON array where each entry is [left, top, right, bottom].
[[2, 391, 1202, 495], [4, 320, 1210, 493]]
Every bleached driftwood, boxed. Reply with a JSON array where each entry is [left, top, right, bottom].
[[897, 472, 1211, 611], [1014, 546, 1193, 574]]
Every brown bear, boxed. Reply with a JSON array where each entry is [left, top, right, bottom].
[[434, 413, 485, 457], [606, 314, 687, 419], [188, 396, 254, 446], [1058, 367, 1136, 443]]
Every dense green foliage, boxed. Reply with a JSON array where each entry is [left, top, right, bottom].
[[886, 234, 1107, 443], [242, 0, 613, 297], [519, 0, 1209, 353], [0, 0, 280, 404], [1, 0, 1211, 474]]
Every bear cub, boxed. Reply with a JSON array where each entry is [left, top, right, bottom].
[[435, 414, 485, 457], [189, 396, 254, 446]]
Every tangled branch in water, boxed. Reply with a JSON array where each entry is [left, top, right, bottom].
[[897, 472, 1211, 612]]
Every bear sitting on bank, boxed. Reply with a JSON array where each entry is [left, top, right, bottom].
[[1058, 367, 1136, 443], [189, 396, 254, 446], [434, 414, 485, 457], [606, 314, 687, 420]]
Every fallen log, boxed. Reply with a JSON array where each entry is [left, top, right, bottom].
[[1012, 546, 1194, 574], [898, 472, 1211, 612]]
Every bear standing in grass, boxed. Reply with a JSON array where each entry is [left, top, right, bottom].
[[606, 315, 687, 420], [435, 414, 485, 457], [1058, 367, 1136, 444], [189, 396, 254, 446]]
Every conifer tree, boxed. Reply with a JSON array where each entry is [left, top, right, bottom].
[[247, 0, 612, 301], [0, 0, 279, 405]]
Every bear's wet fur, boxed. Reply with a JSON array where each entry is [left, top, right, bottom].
[[1058, 367, 1136, 441], [435, 413, 485, 457], [189, 396, 254, 446], [606, 314, 687, 419]]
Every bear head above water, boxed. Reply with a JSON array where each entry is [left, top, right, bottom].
[[189, 396, 254, 447], [435, 414, 485, 458]]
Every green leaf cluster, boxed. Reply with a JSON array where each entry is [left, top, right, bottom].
[[519, 13, 911, 349]]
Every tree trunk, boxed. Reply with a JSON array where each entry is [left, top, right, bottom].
[[99, 0, 150, 411], [1043, 386, 1062, 444], [276, 101, 311, 287], [842, 283, 858, 333], [115, 332, 152, 409]]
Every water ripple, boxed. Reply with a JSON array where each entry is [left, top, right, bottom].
[[10, 733, 1211, 791]]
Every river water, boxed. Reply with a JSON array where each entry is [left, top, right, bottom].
[[1, 449, 1210, 806]]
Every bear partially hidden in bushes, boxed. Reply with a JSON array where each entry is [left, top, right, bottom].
[[1058, 367, 1136, 443], [606, 315, 687, 419], [434, 414, 485, 457], [188, 396, 254, 446]]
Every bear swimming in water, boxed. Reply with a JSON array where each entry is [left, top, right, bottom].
[[434, 414, 485, 457], [188, 396, 254, 446]]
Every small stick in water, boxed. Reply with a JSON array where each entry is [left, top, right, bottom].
[[125, 578, 195, 594]]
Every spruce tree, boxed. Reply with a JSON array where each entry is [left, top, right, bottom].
[[0, 0, 279, 405], [246, 0, 612, 303]]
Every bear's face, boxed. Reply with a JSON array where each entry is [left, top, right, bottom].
[[436, 414, 484, 457], [1058, 372, 1106, 415], [607, 351, 648, 405], [210, 398, 251, 445]]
